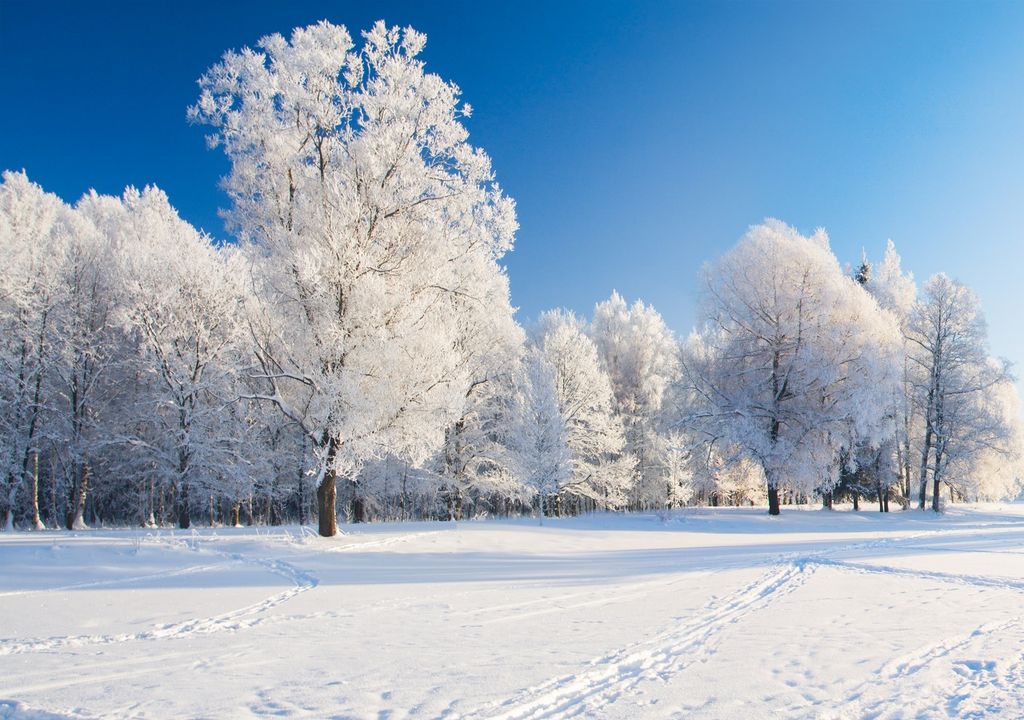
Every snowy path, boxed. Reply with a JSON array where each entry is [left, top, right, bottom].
[[3, 506, 1024, 718]]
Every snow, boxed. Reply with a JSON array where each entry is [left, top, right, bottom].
[[4, 506, 1024, 718]]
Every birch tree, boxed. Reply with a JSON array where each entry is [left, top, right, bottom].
[[906, 274, 1014, 511]]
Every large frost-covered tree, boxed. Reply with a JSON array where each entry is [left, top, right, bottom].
[[685, 220, 902, 515], [190, 21, 518, 535]]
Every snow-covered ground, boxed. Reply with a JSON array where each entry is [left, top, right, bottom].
[[3, 505, 1024, 719]]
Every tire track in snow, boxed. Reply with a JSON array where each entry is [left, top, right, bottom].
[[455, 561, 813, 720]]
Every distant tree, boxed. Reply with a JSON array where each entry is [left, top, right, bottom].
[[0, 172, 69, 530], [685, 220, 902, 515], [590, 291, 680, 509], [533, 310, 629, 511], [906, 274, 1014, 511], [48, 194, 126, 530], [864, 240, 918, 505], [508, 348, 572, 517], [81, 186, 250, 528]]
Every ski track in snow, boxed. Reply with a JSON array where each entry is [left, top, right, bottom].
[[805, 614, 1024, 720], [6, 516, 1024, 718], [450, 528, 985, 720], [0, 560, 232, 598], [316, 529, 442, 553], [0, 528, 429, 658], [0, 543, 317, 657], [809, 557, 1024, 593], [454, 561, 813, 720], [787, 556, 1024, 720]]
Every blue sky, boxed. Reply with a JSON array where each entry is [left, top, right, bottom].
[[3, 1, 1024, 372]]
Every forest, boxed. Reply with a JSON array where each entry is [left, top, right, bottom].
[[2, 21, 1022, 537]]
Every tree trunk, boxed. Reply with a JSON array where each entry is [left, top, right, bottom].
[[178, 479, 191, 529], [767, 484, 781, 516], [146, 476, 156, 527], [351, 487, 366, 523], [230, 503, 240, 527], [852, 494, 859, 511], [317, 436, 339, 536], [918, 366, 938, 510], [30, 452, 43, 530], [931, 449, 944, 513], [66, 465, 89, 530], [317, 472, 337, 536]]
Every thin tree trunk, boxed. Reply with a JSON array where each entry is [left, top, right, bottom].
[[178, 478, 191, 529], [67, 464, 89, 530], [147, 476, 156, 527], [931, 448, 944, 513], [918, 385, 935, 510], [351, 482, 366, 523], [30, 452, 43, 530]]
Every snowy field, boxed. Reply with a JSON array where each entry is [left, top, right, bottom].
[[4, 506, 1024, 719]]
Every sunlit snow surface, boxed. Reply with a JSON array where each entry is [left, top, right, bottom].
[[3, 505, 1024, 719]]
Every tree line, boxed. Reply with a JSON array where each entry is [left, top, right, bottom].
[[2, 21, 1021, 535]]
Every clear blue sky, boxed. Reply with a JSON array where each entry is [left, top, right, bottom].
[[3, 0, 1024, 371]]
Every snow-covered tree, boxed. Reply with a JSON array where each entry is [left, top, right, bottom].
[[590, 291, 680, 508], [46, 194, 127, 529], [533, 309, 629, 511], [864, 240, 918, 504], [80, 186, 251, 528], [190, 21, 518, 535], [0, 172, 71, 529], [432, 268, 523, 521], [508, 347, 572, 516], [906, 274, 1015, 510], [685, 220, 902, 515]]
